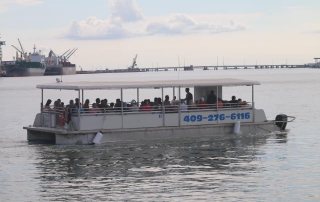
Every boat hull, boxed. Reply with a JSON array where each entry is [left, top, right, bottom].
[[24, 121, 280, 145], [5, 66, 45, 77], [44, 66, 76, 75], [3, 61, 45, 77]]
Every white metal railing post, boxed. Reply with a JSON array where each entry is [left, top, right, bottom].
[[252, 85, 255, 122], [121, 88, 124, 128]]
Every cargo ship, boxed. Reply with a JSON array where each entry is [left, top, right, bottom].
[[44, 49, 77, 75], [3, 39, 46, 77], [0, 36, 6, 76]]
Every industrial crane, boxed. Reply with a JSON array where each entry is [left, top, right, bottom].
[[130, 54, 138, 69], [11, 38, 27, 60]]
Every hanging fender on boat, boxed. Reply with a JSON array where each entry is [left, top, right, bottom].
[[275, 114, 295, 131], [93, 131, 103, 144], [233, 121, 241, 135]]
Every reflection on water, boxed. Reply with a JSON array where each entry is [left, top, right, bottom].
[[34, 136, 273, 201]]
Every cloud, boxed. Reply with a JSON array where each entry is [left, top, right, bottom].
[[66, 17, 130, 40], [15, 0, 43, 5], [65, 0, 246, 40], [0, 0, 42, 11], [146, 14, 245, 35], [108, 0, 143, 22], [305, 30, 320, 34]]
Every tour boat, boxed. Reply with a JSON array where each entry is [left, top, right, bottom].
[[24, 78, 294, 145]]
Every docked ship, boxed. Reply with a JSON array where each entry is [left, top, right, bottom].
[[44, 49, 77, 75], [0, 36, 6, 76], [3, 39, 46, 77]]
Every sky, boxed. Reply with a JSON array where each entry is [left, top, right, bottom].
[[1, 0, 320, 69]]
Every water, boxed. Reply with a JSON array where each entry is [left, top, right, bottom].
[[0, 69, 320, 201]]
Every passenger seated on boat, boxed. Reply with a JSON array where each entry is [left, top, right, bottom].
[[170, 96, 179, 112], [163, 95, 173, 112], [108, 102, 115, 112], [83, 99, 90, 111], [238, 99, 248, 107], [217, 98, 224, 109], [60, 102, 65, 115], [53, 100, 59, 111], [75, 98, 81, 109], [229, 95, 238, 107], [140, 99, 152, 111], [44, 99, 52, 111], [207, 90, 217, 107], [197, 97, 208, 109], [95, 98, 101, 108], [153, 97, 162, 111], [114, 98, 122, 112], [122, 102, 129, 112], [171, 96, 179, 106], [90, 103, 101, 113], [55, 99, 62, 108], [164, 95, 170, 106], [66, 100, 76, 123], [129, 100, 139, 112], [101, 99, 109, 109]]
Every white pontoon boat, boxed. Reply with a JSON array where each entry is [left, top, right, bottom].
[[24, 78, 293, 145]]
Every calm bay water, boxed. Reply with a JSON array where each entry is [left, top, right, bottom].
[[0, 69, 319, 201]]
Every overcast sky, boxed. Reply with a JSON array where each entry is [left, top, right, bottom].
[[1, 0, 320, 69]]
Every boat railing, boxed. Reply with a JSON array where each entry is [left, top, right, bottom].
[[37, 102, 253, 129], [38, 103, 252, 120], [41, 102, 252, 115], [42, 102, 253, 114]]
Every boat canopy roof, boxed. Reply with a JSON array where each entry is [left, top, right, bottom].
[[37, 78, 260, 90]]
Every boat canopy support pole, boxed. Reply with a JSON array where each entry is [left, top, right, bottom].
[[216, 86, 219, 111], [121, 88, 124, 128], [137, 88, 139, 104], [178, 86, 181, 127], [41, 89, 43, 112], [81, 89, 84, 107], [161, 87, 165, 126], [173, 87, 175, 98], [78, 90, 81, 130]]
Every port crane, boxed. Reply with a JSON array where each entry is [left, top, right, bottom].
[[11, 38, 28, 60], [129, 54, 138, 69], [0, 35, 5, 64]]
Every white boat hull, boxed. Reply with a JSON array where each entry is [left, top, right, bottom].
[[25, 121, 279, 145], [24, 108, 280, 145]]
